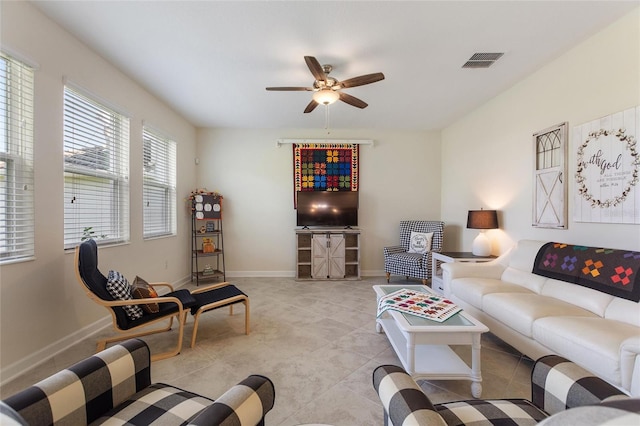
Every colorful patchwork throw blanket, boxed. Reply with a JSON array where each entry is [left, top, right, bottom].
[[377, 288, 461, 322], [533, 242, 640, 302]]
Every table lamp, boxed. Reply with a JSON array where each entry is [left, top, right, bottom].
[[467, 209, 499, 256]]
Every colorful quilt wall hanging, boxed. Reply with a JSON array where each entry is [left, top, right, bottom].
[[293, 143, 359, 206]]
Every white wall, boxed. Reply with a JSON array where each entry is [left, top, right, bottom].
[[442, 8, 640, 254], [0, 2, 197, 376], [196, 128, 441, 275]]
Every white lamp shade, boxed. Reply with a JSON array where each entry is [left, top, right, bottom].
[[472, 231, 491, 256], [313, 89, 339, 105]]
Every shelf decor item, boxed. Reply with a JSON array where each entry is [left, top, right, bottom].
[[189, 189, 223, 220], [202, 238, 215, 253]]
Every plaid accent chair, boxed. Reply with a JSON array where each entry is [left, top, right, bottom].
[[1, 339, 275, 426], [384, 220, 444, 284], [373, 355, 639, 425]]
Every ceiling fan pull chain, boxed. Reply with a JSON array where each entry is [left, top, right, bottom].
[[325, 104, 331, 134]]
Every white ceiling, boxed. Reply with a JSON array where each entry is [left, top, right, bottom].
[[32, 1, 637, 130]]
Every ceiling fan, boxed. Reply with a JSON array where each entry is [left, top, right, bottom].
[[266, 56, 385, 113]]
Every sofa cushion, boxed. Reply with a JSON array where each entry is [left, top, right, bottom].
[[435, 399, 548, 426], [501, 267, 547, 293], [507, 240, 547, 272], [483, 293, 597, 338], [451, 278, 532, 310], [605, 297, 640, 327], [541, 278, 614, 317], [533, 317, 640, 388], [92, 383, 213, 425]]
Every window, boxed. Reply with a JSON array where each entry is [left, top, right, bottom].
[[63, 85, 129, 249], [142, 126, 176, 238], [0, 52, 35, 263]]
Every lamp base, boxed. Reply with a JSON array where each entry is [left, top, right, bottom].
[[472, 232, 491, 256]]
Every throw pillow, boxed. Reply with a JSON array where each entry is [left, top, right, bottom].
[[407, 231, 433, 254], [131, 276, 160, 314], [106, 270, 144, 320]]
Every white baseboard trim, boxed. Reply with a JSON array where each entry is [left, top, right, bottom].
[[224, 271, 296, 278], [223, 270, 386, 279], [0, 315, 111, 387], [0, 275, 192, 388]]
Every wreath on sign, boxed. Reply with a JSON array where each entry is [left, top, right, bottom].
[[575, 128, 639, 208]]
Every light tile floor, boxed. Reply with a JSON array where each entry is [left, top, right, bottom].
[[1, 277, 534, 425]]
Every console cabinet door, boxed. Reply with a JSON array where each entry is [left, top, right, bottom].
[[311, 234, 345, 279], [312, 234, 329, 279], [328, 234, 345, 278]]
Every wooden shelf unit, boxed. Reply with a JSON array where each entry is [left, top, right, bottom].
[[191, 193, 225, 285]]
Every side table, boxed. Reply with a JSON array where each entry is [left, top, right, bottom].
[[431, 252, 496, 295]]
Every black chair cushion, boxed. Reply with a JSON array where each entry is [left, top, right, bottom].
[[78, 239, 112, 301], [78, 240, 130, 327], [79, 240, 197, 330], [190, 285, 247, 315], [120, 289, 197, 330]]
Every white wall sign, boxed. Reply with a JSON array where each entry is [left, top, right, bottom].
[[573, 106, 640, 224]]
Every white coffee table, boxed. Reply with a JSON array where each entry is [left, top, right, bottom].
[[374, 284, 489, 397]]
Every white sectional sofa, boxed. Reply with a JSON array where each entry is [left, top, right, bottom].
[[442, 239, 640, 396]]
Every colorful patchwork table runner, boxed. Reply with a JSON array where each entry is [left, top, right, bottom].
[[533, 242, 640, 302], [377, 288, 462, 323]]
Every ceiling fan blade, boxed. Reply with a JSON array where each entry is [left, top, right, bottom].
[[340, 73, 385, 89], [304, 99, 319, 113], [266, 86, 313, 91], [339, 92, 368, 109], [304, 56, 326, 82]]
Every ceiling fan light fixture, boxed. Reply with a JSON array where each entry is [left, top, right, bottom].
[[313, 89, 339, 105]]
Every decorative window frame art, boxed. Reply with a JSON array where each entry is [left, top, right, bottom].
[[532, 122, 568, 229], [573, 106, 640, 224]]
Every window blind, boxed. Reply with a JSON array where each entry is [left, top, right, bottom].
[[0, 52, 35, 263], [63, 86, 129, 249], [142, 126, 176, 238]]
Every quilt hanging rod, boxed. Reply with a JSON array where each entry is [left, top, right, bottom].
[[276, 139, 374, 148]]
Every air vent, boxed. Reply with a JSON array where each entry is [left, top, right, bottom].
[[462, 52, 504, 68]]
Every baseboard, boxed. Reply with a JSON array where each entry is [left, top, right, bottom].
[[224, 270, 296, 278], [0, 275, 192, 388], [0, 315, 112, 387], [225, 270, 385, 278]]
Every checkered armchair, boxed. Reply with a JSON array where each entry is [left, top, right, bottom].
[[373, 355, 639, 426], [1, 339, 275, 426], [384, 220, 444, 284]]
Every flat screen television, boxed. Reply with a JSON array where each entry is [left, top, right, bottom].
[[296, 191, 358, 228]]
